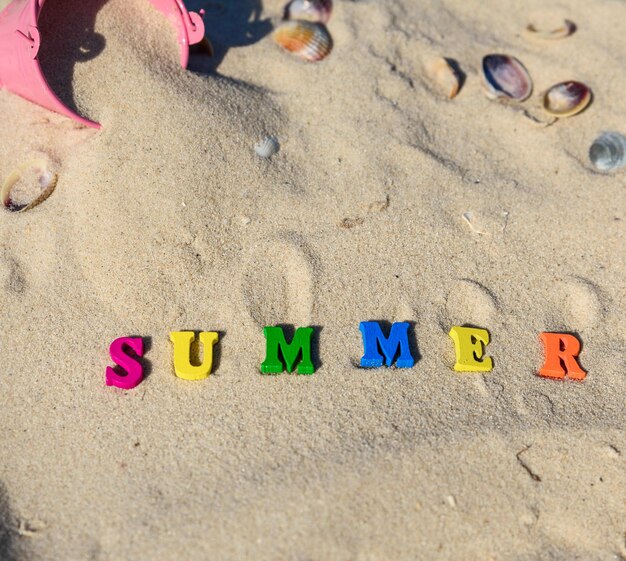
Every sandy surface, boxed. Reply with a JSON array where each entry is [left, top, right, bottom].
[[0, 0, 624, 558]]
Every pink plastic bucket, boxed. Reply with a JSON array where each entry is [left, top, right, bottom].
[[0, 0, 205, 128]]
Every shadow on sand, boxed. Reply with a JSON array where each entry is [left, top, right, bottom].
[[38, 0, 108, 117], [37, 0, 271, 115], [186, 0, 272, 73], [0, 482, 27, 561]]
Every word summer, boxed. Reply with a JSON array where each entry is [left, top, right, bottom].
[[104, 322, 587, 390]]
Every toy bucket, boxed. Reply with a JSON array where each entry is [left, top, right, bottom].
[[0, 0, 205, 128]]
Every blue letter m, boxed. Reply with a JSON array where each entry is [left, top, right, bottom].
[[359, 321, 415, 368]]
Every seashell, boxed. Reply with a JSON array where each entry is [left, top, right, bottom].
[[523, 19, 575, 41], [255, 136, 280, 158], [283, 0, 333, 23], [273, 21, 333, 62], [425, 56, 462, 99], [589, 131, 626, 172], [482, 54, 533, 102], [542, 81, 591, 118], [1, 158, 58, 212]]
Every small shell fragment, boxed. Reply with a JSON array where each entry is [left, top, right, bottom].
[[273, 20, 333, 62], [523, 19, 575, 41], [482, 54, 533, 102], [255, 136, 280, 158], [426, 57, 462, 99], [1, 158, 58, 212], [542, 81, 591, 118], [283, 0, 333, 23], [589, 131, 626, 172], [520, 107, 557, 128]]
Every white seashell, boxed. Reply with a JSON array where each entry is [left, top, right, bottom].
[[425, 56, 462, 99], [482, 54, 533, 102], [255, 136, 280, 158], [273, 20, 333, 62], [283, 0, 333, 23], [1, 158, 58, 212], [589, 132, 626, 172]]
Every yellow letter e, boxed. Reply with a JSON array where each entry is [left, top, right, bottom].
[[448, 326, 493, 372]]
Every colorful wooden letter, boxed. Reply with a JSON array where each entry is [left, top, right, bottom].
[[169, 331, 219, 380], [448, 326, 493, 372], [261, 326, 315, 375], [106, 337, 144, 390], [359, 321, 414, 368], [539, 332, 586, 380]]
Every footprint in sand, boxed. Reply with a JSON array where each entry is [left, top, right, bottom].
[[442, 278, 500, 328], [556, 276, 606, 331], [0, 250, 27, 295], [1, 214, 65, 289], [0, 92, 96, 214], [240, 233, 317, 327], [0, 481, 27, 561], [431, 279, 500, 386]]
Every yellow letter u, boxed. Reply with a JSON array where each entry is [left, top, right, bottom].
[[169, 331, 218, 380]]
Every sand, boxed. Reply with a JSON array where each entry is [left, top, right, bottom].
[[0, 0, 624, 558]]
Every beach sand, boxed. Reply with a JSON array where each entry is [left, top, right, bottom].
[[0, 0, 624, 558]]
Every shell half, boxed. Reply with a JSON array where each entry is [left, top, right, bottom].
[[542, 81, 591, 117], [1, 158, 58, 213], [283, 0, 333, 23], [589, 132, 626, 172], [523, 19, 575, 41], [482, 54, 533, 102], [274, 20, 333, 62], [255, 136, 280, 158], [426, 57, 462, 99]]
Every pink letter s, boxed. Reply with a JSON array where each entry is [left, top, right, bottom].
[[106, 337, 144, 390]]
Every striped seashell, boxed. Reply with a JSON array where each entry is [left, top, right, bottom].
[[255, 136, 280, 158], [273, 20, 333, 62], [482, 54, 533, 102], [283, 0, 333, 24], [542, 81, 591, 118]]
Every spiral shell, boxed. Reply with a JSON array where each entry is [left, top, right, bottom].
[[589, 132, 626, 172], [255, 136, 280, 158], [274, 20, 333, 62], [283, 0, 333, 23], [1, 158, 58, 212], [542, 81, 591, 118], [482, 54, 533, 102]]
